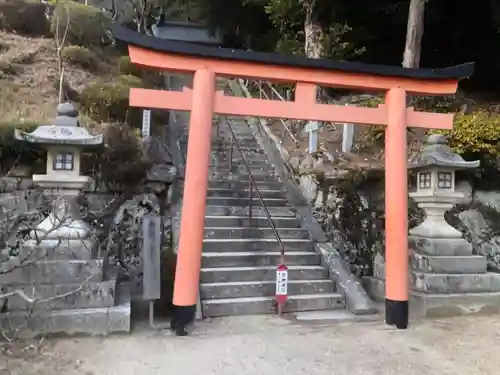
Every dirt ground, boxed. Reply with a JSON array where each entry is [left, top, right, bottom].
[[2, 314, 500, 375]]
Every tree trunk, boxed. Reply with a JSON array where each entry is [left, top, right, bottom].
[[402, 0, 426, 68], [303, 0, 324, 59], [302, 0, 325, 152]]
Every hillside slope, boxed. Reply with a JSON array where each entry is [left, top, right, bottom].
[[0, 31, 118, 125]]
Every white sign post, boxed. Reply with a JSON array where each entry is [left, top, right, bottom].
[[342, 123, 354, 153], [142, 109, 151, 138], [305, 121, 320, 153], [276, 263, 288, 313]]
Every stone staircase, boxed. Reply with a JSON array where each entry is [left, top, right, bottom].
[[181, 117, 346, 317]]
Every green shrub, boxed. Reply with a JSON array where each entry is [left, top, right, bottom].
[[117, 56, 142, 77], [0, 120, 44, 172], [432, 111, 500, 189], [97, 123, 149, 189], [435, 111, 500, 157], [117, 55, 164, 86], [0, 0, 50, 37], [0, 61, 19, 78], [62, 45, 100, 71], [80, 74, 149, 123], [50, 1, 111, 46]]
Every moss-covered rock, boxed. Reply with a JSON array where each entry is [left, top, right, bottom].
[[0, 0, 50, 37], [50, 1, 111, 46], [80, 74, 149, 123], [62, 45, 100, 71]]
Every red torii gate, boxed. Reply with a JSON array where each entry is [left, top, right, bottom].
[[113, 26, 474, 336]]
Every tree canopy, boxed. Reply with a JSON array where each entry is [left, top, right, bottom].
[[164, 0, 500, 94]]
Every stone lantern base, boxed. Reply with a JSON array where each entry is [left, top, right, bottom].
[[364, 235, 500, 318]]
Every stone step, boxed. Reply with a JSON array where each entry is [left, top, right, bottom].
[[0, 260, 102, 286], [206, 197, 288, 207], [207, 188, 283, 199], [210, 153, 269, 162], [204, 227, 310, 240], [205, 205, 296, 217], [204, 215, 301, 228], [183, 141, 262, 151], [202, 251, 319, 267], [211, 146, 265, 154], [203, 238, 313, 252], [208, 180, 283, 191], [209, 172, 279, 182], [410, 272, 500, 294], [212, 137, 260, 145], [410, 252, 487, 274], [200, 279, 335, 299], [411, 291, 500, 317], [0, 295, 131, 338], [209, 165, 275, 175], [202, 294, 346, 317], [3, 280, 116, 311], [209, 159, 269, 168], [200, 265, 329, 283]]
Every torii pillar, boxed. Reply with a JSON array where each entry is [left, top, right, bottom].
[[113, 25, 474, 336]]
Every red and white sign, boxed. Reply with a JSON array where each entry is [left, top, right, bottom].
[[276, 264, 288, 304]]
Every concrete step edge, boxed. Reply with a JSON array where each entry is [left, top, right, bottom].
[[201, 280, 332, 287], [202, 251, 317, 257], [203, 238, 309, 243], [207, 188, 282, 193], [204, 227, 307, 231], [412, 254, 486, 260], [202, 293, 344, 304], [205, 215, 296, 220], [411, 272, 492, 277], [412, 291, 500, 297], [207, 197, 287, 201], [201, 265, 325, 271]]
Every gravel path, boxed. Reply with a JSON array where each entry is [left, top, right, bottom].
[[3, 314, 500, 375]]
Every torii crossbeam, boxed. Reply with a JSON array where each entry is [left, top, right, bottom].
[[113, 26, 474, 336]]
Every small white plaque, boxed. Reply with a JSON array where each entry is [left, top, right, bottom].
[[276, 268, 288, 296], [304, 121, 320, 133], [142, 110, 151, 137]]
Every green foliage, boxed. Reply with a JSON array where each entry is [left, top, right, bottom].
[[0, 61, 19, 79], [0, 120, 44, 173], [434, 111, 500, 157], [432, 111, 500, 189], [261, 0, 363, 58], [117, 56, 142, 77], [80, 74, 149, 124], [0, 0, 50, 36], [50, 1, 111, 46], [62, 45, 100, 71], [97, 123, 149, 190]]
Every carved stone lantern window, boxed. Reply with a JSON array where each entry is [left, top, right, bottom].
[[417, 171, 432, 190], [437, 171, 453, 190], [53, 152, 74, 171]]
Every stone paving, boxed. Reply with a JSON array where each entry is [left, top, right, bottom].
[[3, 314, 500, 375]]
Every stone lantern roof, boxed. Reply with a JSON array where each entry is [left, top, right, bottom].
[[14, 102, 103, 146], [409, 134, 480, 170]]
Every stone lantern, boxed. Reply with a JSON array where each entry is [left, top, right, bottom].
[[366, 134, 500, 317], [14, 102, 103, 246], [409, 134, 479, 238]]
